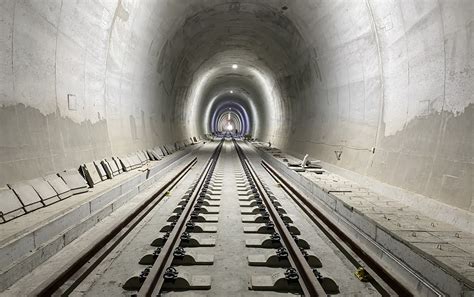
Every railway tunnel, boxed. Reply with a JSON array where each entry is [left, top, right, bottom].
[[0, 0, 472, 296]]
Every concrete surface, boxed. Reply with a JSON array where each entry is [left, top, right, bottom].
[[0, 143, 199, 291], [0, 0, 472, 294], [253, 142, 473, 295], [0, 0, 471, 214], [2, 140, 382, 296]]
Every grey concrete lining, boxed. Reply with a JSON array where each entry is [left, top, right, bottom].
[[93, 161, 108, 181], [0, 146, 197, 246], [0, 0, 471, 222], [71, 140, 376, 296], [253, 143, 473, 295], [25, 143, 217, 297], [334, 198, 378, 239], [0, 0, 471, 293], [105, 158, 120, 176], [0, 234, 66, 294], [7, 182, 43, 210], [0, 188, 25, 222], [84, 162, 104, 186], [242, 141, 383, 295], [88, 182, 132, 216], [44, 174, 72, 200], [374, 227, 463, 295], [316, 160, 474, 234], [0, 174, 137, 247], [27, 177, 59, 204], [0, 144, 200, 291]]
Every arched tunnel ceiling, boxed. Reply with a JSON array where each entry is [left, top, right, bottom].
[[216, 110, 243, 133], [165, 2, 303, 142], [210, 96, 252, 135], [197, 69, 274, 138], [0, 0, 472, 212]]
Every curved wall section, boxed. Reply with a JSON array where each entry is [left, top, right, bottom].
[[0, 1, 177, 183], [211, 101, 250, 135], [0, 0, 471, 212], [216, 111, 242, 134], [282, 0, 473, 211]]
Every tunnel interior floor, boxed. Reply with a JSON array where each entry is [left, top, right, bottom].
[[2, 140, 383, 296], [252, 141, 474, 291]]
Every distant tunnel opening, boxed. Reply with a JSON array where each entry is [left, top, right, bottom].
[[216, 111, 241, 134], [210, 100, 251, 136]]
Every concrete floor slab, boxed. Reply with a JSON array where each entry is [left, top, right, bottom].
[[253, 142, 474, 295]]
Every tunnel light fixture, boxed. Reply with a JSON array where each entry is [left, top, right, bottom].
[[230, 90, 233, 94], [232, 64, 238, 69], [226, 123, 234, 131]]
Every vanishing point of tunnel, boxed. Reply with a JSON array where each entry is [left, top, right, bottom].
[[0, 1, 472, 296]]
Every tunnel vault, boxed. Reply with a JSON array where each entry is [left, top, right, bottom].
[[165, 3, 302, 143], [0, 0, 472, 214], [0, 1, 473, 295]]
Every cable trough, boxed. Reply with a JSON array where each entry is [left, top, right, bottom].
[[260, 158, 416, 295], [28, 156, 201, 296]]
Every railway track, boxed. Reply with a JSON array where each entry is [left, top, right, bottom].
[[136, 140, 224, 296], [260, 159, 412, 296], [233, 139, 410, 296], [30, 155, 199, 296], [23, 138, 413, 296], [233, 138, 327, 296]]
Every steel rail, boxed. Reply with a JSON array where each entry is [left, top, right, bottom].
[[261, 159, 417, 296], [138, 140, 224, 296], [233, 140, 327, 296], [30, 157, 198, 297]]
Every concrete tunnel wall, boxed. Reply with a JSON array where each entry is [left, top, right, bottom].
[[283, 0, 473, 213], [0, 0, 183, 184], [0, 1, 472, 214]]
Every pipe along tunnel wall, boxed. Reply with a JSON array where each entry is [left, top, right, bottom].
[[0, 0, 472, 225]]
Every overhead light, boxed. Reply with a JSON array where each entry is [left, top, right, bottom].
[[232, 64, 238, 69], [230, 90, 233, 94]]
